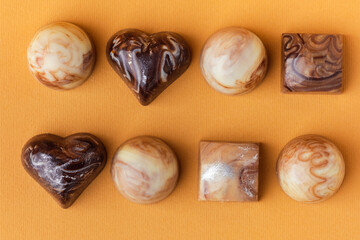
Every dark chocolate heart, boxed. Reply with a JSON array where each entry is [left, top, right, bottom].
[[21, 133, 107, 208], [106, 29, 192, 106]]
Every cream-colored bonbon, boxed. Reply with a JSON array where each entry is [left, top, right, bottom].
[[276, 134, 345, 203], [200, 27, 268, 95], [27, 22, 95, 90], [111, 136, 179, 204]]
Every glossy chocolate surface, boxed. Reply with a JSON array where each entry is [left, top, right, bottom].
[[111, 136, 179, 204], [276, 135, 345, 203], [198, 141, 259, 202], [21, 133, 107, 208], [106, 29, 191, 105], [27, 22, 95, 90], [200, 27, 268, 95], [282, 33, 343, 93]]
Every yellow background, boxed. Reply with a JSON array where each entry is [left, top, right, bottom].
[[1, 0, 359, 239]]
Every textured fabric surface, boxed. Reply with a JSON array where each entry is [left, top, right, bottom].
[[0, 0, 359, 239]]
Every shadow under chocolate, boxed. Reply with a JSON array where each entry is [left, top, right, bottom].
[[258, 142, 274, 201]]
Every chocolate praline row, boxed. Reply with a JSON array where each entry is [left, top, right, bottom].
[[22, 133, 345, 207], [27, 22, 344, 99]]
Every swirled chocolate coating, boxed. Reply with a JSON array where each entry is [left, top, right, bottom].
[[282, 33, 343, 93], [276, 135, 345, 203], [27, 22, 95, 90], [21, 133, 107, 208], [111, 136, 179, 204], [198, 141, 259, 202], [106, 29, 191, 106], [200, 27, 268, 95]]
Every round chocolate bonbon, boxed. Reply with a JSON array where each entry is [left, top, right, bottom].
[[276, 134, 345, 203], [27, 22, 95, 90], [111, 136, 179, 204], [200, 27, 268, 95]]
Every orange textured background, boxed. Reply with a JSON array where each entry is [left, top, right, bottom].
[[0, 0, 359, 239]]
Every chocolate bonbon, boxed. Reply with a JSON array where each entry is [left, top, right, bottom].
[[276, 135, 345, 203], [21, 133, 107, 208], [111, 136, 179, 203], [198, 141, 259, 202], [27, 22, 95, 90], [106, 29, 191, 106], [200, 27, 268, 95], [281, 33, 343, 93]]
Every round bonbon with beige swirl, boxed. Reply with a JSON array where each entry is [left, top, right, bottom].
[[277, 135, 345, 203], [200, 27, 268, 95], [27, 22, 95, 90], [111, 136, 179, 204]]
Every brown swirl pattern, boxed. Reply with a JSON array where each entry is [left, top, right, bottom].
[[200, 27, 268, 95], [282, 33, 343, 93], [276, 135, 345, 203], [21, 133, 107, 208], [111, 136, 179, 204], [106, 29, 191, 105], [27, 22, 95, 90], [198, 141, 259, 202]]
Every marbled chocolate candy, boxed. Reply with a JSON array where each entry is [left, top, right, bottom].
[[27, 22, 95, 90], [282, 33, 343, 93], [200, 27, 268, 95], [21, 133, 107, 208], [106, 29, 192, 106], [276, 135, 345, 203], [111, 136, 179, 204], [199, 141, 259, 202]]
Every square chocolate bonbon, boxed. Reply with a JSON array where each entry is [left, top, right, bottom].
[[198, 141, 259, 202], [281, 33, 343, 93]]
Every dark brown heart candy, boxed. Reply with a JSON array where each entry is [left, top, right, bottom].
[[106, 29, 192, 106], [21, 133, 107, 208]]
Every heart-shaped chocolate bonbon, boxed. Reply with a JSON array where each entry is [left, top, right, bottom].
[[106, 29, 192, 105], [21, 133, 107, 208]]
